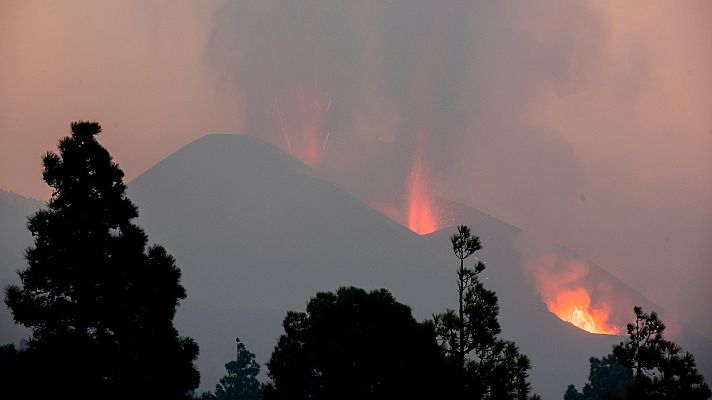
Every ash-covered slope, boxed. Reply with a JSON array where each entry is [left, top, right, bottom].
[[128, 134, 454, 391], [0, 190, 43, 344], [127, 133, 699, 399]]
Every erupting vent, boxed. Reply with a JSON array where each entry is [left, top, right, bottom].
[[526, 256, 620, 335], [546, 287, 619, 335], [273, 86, 331, 165], [406, 163, 439, 235]]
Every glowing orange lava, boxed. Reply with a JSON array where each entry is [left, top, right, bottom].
[[406, 164, 439, 235], [546, 287, 619, 335], [274, 86, 331, 165], [526, 256, 620, 335]]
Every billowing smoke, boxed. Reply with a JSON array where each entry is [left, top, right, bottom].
[[206, 1, 591, 216]]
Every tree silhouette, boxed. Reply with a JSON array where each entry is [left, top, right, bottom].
[[4, 121, 199, 399], [564, 384, 585, 400], [613, 306, 710, 399], [565, 354, 631, 400], [216, 337, 263, 400], [263, 287, 448, 399], [433, 225, 535, 399], [0, 343, 27, 399]]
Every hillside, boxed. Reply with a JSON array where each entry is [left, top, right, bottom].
[[125, 134, 709, 398], [0, 190, 43, 345]]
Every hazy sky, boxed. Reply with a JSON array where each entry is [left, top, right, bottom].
[[1, 0, 711, 336]]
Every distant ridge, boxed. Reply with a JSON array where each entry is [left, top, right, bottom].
[[0, 189, 43, 216], [0, 189, 42, 345]]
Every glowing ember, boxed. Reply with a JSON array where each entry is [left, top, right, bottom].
[[406, 164, 439, 235], [273, 86, 331, 165], [546, 287, 619, 334]]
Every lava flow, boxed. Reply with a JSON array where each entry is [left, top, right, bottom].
[[545, 287, 619, 335], [406, 164, 439, 235], [527, 256, 619, 335]]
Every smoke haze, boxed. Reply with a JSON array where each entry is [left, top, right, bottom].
[[1, 0, 711, 336]]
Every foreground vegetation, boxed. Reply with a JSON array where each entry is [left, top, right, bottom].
[[3, 122, 198, 399]]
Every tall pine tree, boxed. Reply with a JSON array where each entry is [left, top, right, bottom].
[[433, 225, 535, 400], [5, 122, 199, 399]]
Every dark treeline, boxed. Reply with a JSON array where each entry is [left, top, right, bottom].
[[2, 122, 709, 400]]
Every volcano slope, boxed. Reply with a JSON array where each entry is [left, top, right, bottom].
[[0, 190, 42, 345], [2, 134, 707, 399], [423, 200, 712, 397], [125, 134, 711, 398]]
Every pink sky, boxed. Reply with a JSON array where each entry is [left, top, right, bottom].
[[1, 0, 711, 336]]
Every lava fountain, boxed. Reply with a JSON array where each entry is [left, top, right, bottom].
[[406, 162, 439, 235], [273, 86, 331, 165], [546, 287, 618, 335], [526, 255, 619, 335]]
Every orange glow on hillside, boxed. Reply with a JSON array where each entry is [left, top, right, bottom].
[[406, 164, 439, 235], [274, 86, 331, 165], [545, 287, 619, 335], [526, 256, 620, 335]]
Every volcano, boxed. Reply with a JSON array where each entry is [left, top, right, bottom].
[[125, 134, 711, 398], [1, 134, 709, 399]]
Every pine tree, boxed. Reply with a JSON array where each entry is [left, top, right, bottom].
[[613, 306, 710, 399], [433, 225, 534, 399], [4, 121, 199, 399], [216, 337, 263, 400], [264, 287, 447, 399]]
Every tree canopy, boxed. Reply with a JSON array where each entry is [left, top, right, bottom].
[[564, 353, 632, 400], [264, 286, 448, 399], [4, 121, 199, 398]]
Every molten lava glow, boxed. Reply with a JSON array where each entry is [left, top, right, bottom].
[[526, 257, 620, 335], [546, 287, 619, 335], [274, 86, 331, 165], [406, 165, 439, 235]]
